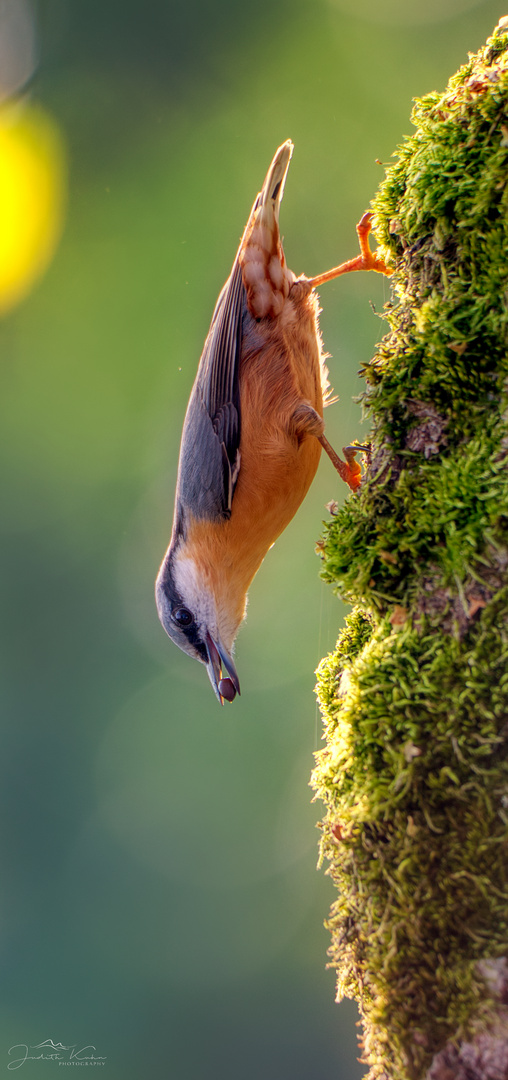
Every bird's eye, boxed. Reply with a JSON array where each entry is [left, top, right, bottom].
[[172, 606, 193, 627]]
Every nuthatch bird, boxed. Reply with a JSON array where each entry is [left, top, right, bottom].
[[156, 140, 391, 703]]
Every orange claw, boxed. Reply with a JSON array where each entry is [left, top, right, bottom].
[[318, 436, 365, 492], [307, 211, 392, 288]]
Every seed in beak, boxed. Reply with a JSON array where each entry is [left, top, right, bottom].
[[219, 677, 237, 702]]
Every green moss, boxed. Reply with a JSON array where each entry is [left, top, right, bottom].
[[312, 20, 508, 1080]]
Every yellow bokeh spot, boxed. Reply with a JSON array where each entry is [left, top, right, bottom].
[[0, 99, 66, 316]]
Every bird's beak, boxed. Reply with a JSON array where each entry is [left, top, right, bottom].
[[205, 631, 241, 704]]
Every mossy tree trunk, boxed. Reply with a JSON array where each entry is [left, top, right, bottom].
[[312, 19, 508, 1080]]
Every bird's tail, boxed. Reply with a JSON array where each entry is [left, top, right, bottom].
[[239, 140, 295, 319], [259, 139, 293, 215]]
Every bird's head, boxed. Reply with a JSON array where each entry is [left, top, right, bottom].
[[155, 546, 242, 704]]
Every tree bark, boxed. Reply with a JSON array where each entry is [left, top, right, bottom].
[[312, 18, 508, 1080]]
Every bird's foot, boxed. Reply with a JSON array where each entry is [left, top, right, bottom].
[[292, 404, 369, 493], [319, 438, 370, 492], [307, 211, 392, 288]]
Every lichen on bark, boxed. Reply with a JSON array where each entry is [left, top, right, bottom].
[[311, 19, 508, 1080]]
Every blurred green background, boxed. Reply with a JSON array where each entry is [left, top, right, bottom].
[[0, 1, 502, 1076]]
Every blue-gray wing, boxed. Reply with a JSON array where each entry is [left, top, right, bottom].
[[175, 259, 245, 526]]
